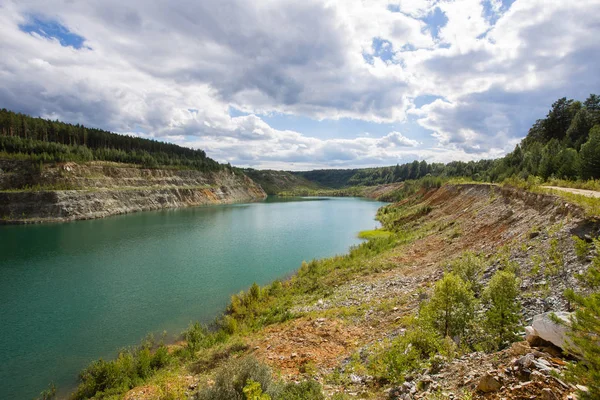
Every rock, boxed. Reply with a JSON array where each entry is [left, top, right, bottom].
[[576, 384, 589, 393], [525, 326, 540, 345], [530, 370, 545, 382], [531, 312, 573, 350], [515, 353, 535, 369], [477, 373, 502, 393], [510, 341, 530, 356], [540, 388, 557, 400]]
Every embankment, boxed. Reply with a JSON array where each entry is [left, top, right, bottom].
[[0, 160, 266, 223]]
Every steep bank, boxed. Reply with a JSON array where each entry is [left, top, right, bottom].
[[0, 160, 266, 223]]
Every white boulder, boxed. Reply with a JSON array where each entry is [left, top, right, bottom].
[[527, 312, 573, 350]]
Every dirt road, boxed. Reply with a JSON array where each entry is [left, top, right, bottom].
[[542, 186, 600, 198]]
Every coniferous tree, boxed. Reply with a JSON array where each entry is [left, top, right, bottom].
[[483, 271, 521, 350], [422, 273, 476, 340], [564, 240, 600, 399], [579, 126, 600, 179]]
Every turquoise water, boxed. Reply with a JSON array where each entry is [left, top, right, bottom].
[[0, 196, 384, 399]]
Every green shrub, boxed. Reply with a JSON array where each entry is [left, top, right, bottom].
[[197, 356, 274, 400], [573, 236, 592, 261], [449, 252, 486, 296], [36, 382, 57, 400], [185, 322, 210, 354], [71, 340, 173, 399], [243, 379, 271, 400], [276, 380, 325, 400], [368, 321, 444, 383]]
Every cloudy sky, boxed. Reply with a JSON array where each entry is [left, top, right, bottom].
[[1, 0, 599, 169]]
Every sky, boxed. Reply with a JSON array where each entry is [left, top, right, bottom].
[[1, 0, 599, 170]]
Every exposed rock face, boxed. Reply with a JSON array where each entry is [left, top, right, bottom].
[[0, 161, 267, 223]]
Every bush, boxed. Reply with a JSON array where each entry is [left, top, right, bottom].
[[72, 340, 173, 399], [197, 356, 274, 400], [368, 321, 445, 383], [243, 379, 271, 400], [449, 252, 486, 296], [573, 236, 592, 261], [185, 322, 210, 354], [277, 380, 325, 400], [36, 382, 57, 400]]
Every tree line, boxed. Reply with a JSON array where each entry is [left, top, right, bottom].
[[2, 94, 600, 180], [492, 94, 600, 181], [295, 94, 600, 187], [296, 159, 498, 188], [0, 109, 223, 171]]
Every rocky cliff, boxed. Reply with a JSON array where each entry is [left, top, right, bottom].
[[0, 160, 266, 223]]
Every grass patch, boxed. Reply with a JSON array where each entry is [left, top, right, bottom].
[[541, 188, 600, 217], [546, 178, 600, 191], [358, 229, 393, 240]]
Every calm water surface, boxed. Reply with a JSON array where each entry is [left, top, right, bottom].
[[0, 196, 385, 399]]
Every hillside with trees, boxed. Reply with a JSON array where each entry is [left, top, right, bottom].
[[0, 109, 223, 171]]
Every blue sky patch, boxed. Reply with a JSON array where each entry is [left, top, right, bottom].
[[414, 95, 445, 108], [482, 0, 516, 25], [19, 16, 86, 49], [228, 106, 250, 118], [387, 4, 401, 13], [421, 7, 448, 40], [372, 37, 395, 62]]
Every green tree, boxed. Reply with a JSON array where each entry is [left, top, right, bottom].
[[422, 273, 476, 340], [564, 239, 600, 399], [483, 271, 521, 349], [567, 109, 593, 150], [449, 252, 486, 296], [544, 97, 576, 141], [538, 139, 562, 179], [584, 94, 600, 112], [522, 142, 543, 177], [584, 94, 600, 125], [579, 125, 600, 179], [409, 160, 420, 180], [556, 148, 580, 179]]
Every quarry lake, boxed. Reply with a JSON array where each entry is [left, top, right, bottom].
[[0, 196, 385, 399]]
